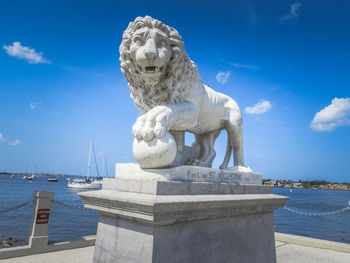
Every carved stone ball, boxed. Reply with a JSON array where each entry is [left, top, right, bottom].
[[133, 132, 177, 169]]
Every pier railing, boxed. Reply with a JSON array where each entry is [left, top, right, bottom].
[[0, 191, 96, 260]]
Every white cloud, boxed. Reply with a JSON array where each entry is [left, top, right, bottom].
[[281, 2, 302, 22], [3, 41, 51, 64], [226, 62, 259, 71], [216, 71, 231, 84], [0, 133, 22, 146], [8, 139, 22, 146], [245, 99, 272, 115], [310, 98, 350, 131], [30, 102, 41, 110]]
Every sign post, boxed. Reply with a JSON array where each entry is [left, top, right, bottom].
[[28, 191, 54, 248]]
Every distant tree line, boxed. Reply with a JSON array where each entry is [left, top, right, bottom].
[[301, 180, 330, 188], [263, 179, 350, 188]]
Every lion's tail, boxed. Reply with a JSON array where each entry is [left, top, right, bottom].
[[220, 136, 232, 169]]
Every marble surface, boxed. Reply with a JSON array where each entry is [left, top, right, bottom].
[[79, 189, 288, 225], [79, 186, 288, 263], [115, 163, 262, 184], [78, 162, 287, 263], [92, 212, 277, 263], [133, 132, 177, 168], [102, 178, 271, 195], [120, 16, 246, 169]]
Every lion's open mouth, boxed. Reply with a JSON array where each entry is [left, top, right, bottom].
[[137, 65, 164, 74], [145, 66, 156, 72]]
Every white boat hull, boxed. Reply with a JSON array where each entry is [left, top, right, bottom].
[[67, 182, 101, 189]]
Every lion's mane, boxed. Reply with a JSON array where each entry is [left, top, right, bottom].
[[119, 16, 200, 113]]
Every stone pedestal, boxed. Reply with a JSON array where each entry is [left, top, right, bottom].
[[79, 164, 288, 263]]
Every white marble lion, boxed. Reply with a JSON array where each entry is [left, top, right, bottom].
[[119, 16, 245, 169]]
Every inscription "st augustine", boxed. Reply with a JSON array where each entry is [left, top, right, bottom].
[[186, 170, 247, 182]]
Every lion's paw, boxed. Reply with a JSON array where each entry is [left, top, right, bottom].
[[132, 117, 169, 142], [132, 122, 143, 140], [154, 123, 167, 138], [141, 125, 155, 141]]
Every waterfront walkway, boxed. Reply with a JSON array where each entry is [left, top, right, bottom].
[[1, 233, 350, 263]]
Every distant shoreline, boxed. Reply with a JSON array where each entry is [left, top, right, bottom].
[[2, 173, 349, 191], [265, 179, 350, 191], [0, 172, 81, 177], [273, 186, 350, 191]]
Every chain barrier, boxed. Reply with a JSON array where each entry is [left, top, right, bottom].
[[4, 199, 349, 217], [52, 199, 93, 211], [284, 206, 350, 217], [0, 200, 33, 215]]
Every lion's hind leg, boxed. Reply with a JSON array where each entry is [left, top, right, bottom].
[[225, 118, 244, 167], [191, 130, 220, 168], [219, 136, 232, 169]]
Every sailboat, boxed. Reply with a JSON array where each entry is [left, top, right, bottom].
[[48, 161, 58, 182], [68, 141, 102, 189], [22, 166, 28, 179], [27, 165, 38, 180]]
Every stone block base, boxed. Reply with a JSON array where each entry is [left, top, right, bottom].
[[78, 164, 288, 263], [93, 210, 276, 263], [115, 163, 262, 184]]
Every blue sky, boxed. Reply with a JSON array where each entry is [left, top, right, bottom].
[[0, 0, 349, 182]]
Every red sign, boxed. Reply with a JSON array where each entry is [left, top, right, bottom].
[[36, 208, 50, 224]]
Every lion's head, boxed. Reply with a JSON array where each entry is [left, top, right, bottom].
[[119, 16, 199, 113]]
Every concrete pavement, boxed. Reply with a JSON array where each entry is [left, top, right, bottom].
[[0, 246, 94, 263], [1, 233, 350, 263]]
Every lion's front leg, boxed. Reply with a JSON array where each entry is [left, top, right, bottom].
[[132, 103, 198, 142], [132, 106, 171, 141]]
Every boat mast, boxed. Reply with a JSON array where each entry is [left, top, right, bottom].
[[87, 140, 93, 178], [101, 152, 105, 178], [92, 142, 100, 178], [55, 160, 59, 176], [52, 162, 55, 176], [105, 153, 109, 178]]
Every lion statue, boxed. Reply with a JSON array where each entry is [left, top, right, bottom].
[[119, 16, 245, 169]]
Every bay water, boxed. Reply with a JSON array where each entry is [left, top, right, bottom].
[[273, 187, 350, 243], [0, 175, 98, 244], [1, 175, 350, 245]]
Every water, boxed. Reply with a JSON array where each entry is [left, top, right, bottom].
[[273, 187, 350, 244], [1, 175, 350, 244], [0, 175, 99, 244]]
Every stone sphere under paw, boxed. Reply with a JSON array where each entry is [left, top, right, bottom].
[[133, 132, 177, 168]]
